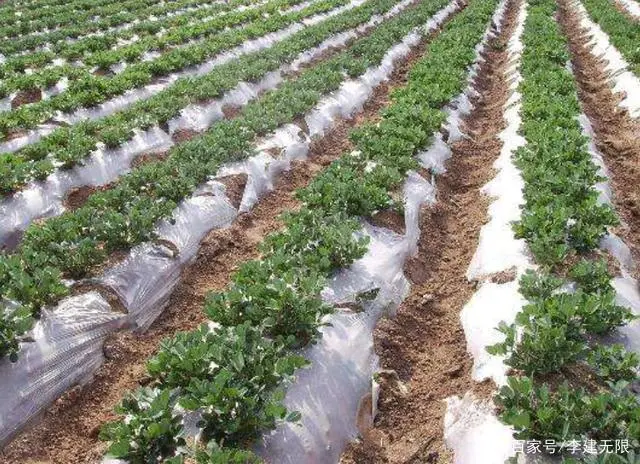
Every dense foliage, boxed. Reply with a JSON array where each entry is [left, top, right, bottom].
[[581, 0, 640, 76], [0, 0, 450, 361], [487, 0, 639, 456], [99, 0, 500, 459], [0, 0, 401, 194]]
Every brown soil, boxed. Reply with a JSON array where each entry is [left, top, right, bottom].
[[71, 280, 129, 314], [0, 14, 452, 460], [558, 0, 640, 279], [221, 104, 243, 119], [488, 266, 518, 284], [371, 209, 406, 235], [171, 128, 200, 144], [4, 129, 29, 141], [63, 184, 112, 211], [0, 229, 24, 253], [217, 173, 248, 209], [612, 0, 640, 21], [129, 149, 169, 169], [341, 0, 522, 461], [11, 88, 42, 109], [93, 68, 114, 77]]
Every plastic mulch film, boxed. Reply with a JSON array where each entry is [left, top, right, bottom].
[[441, 0, 533, 461], [617, 0, 640, 18], [444, 393, 519, 464], [247, 4, 456, 459], [97, 181, 237, 331], [455, 0, 531, 389], [257, 172, 435, 463], [0, 292, 127, 446], [0, 126, 173, 250], [447, 0, 639, 461], [0, 0, 416, 252], [572, 0, 640, 118], [580, 112, 640, 358], [0, 0, 367, 155], [6, 0, 444, 455]]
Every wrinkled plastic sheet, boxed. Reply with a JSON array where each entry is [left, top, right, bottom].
[[258, 172, 435, 462], [449, 0, 640, 461], [56, 0, 359, 126], [0, 181, 237, 445], [0, 292, 127, 446], [579, 100, 640, 357], [245, 19, 446, 456], [573, 0, 640, 118], [418, 75, 473, 175], [445, 393, 518, 464], [5, 0, 439, 454], [168, 0, 416, 135], [98, 0, 444, 339], [0, 0, 366, 155], [169, 72, 283, 133], [0, 0, 394, 252], [466, 1, 529, 283], [444, 1, 535, 461], [2, 0, 229, 54], [257, 224, 410, 463], [233, 4, 454, 460], [97, 182, 237, 330], [0, 126, 173, 250]]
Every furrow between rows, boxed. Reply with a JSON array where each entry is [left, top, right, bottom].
[[0, 0, 413, 250], [341, 0, 526, 461], [0, 0, 463, 454]]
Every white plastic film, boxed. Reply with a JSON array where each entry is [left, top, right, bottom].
[[0, 292, 126, 447], [445, 1, 533, 461], [444, 393, 517, 464], [0, 0, 417, 253], [577, 81, 640, 358], [98, 182, 237, 330], [0, 126, 173, 250], [466, 1, 529, 282], [572, 0, 640, 118], [255, 4, 460, 458], [258, 170, 436, 462], [616, 0, 640, 19], [0, 0, 367, 155]]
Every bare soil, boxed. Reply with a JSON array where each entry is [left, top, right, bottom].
[[612, 0, 640, 21], [558, 0, 640, 279], [217, 173, 249, 210], [11, 88, 42, 109], [63, 184, 112, 211], [171, 128, 200, 144], [341, 1, 523, 461], [129, 149, 170, 169]]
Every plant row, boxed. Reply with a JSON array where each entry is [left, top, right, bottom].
[[98, 0, 501, 460], [0, 0, 447, 361], [487, 0, 639, 457], [0, 0, 208, 39], [0, 0, 343, 140], [581, 0, 640, 76], [0, 0, 305, 95], [0, 0, 130, 28], [0, 0, 245, 61], [0, 0, 392, 195], [1, 0, 131, 14]]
